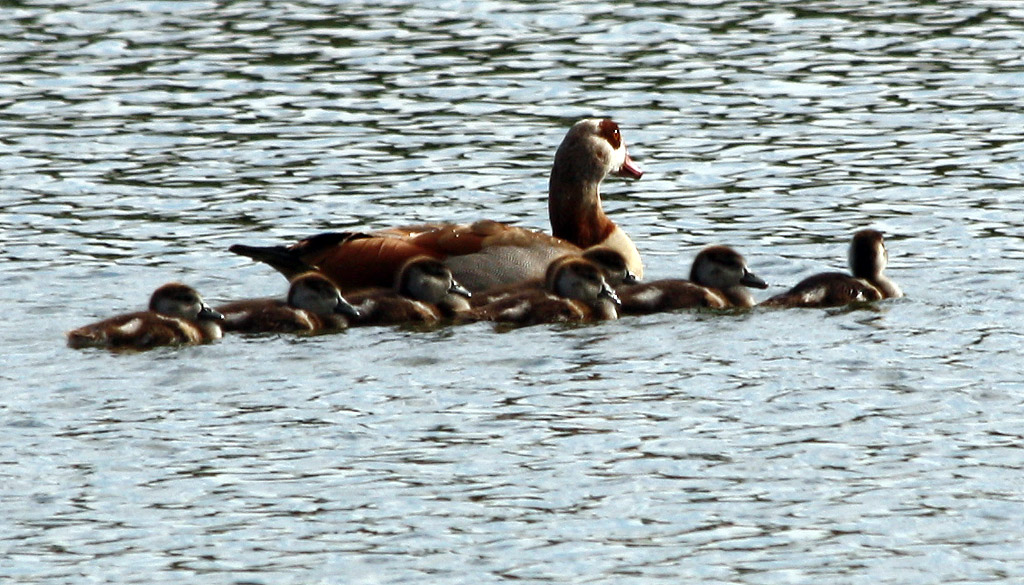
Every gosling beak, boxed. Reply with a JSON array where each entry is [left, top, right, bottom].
[[448, 280, 472, 298], [621, 270, 639, 285], [600, 282, 621, 306], [334, 295, 362, 319], [198, 304, 225, 321], [741, 270, 768, 289]]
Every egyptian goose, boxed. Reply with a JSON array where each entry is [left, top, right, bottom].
[[617, 246, 768, 314], [216, 272, 360, 334], [67, 283, 224, 350], [761, 229, 902, 308], [461, 257, 620, 326], [346, 256, 472, 326], [229, 118, 644, 292]]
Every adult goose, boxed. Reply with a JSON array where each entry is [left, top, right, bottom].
[[230, 118, 644, 292]]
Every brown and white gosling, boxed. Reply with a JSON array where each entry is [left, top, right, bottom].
[[617, 245, 768, 314], [346, 256, 472, 326], [67, 283, 224, 351], [462, 257, 620, 326], [470, 246, 637, 307], [761, 229, 902, 308], [216, 272, 360, 334]]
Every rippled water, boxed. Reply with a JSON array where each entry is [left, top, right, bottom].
[[4, 1, 1024, 583]]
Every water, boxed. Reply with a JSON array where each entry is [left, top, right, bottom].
[[3, 0, 1024, 583]]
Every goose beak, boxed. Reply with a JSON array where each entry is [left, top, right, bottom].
[[616, 152, 644, 179], [600, 283, 621, 305], [741, 270, 768, 289], [334, 296, 362, 318], [198, 304, 225, 321], [449, 281, 472, 298]]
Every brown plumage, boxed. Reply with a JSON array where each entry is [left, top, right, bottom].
[[67, 283, 224, 351], [617, 246, 768, 314], [761, 229, 901, 308], [470, 246, 637, 307], [462, 257, 620, 326], [345, 257, 472, 326], [216, 272, 359, 334], [229, 119, 644, 292]]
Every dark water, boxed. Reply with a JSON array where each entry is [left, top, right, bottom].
[[3, 1, 1024, 583]]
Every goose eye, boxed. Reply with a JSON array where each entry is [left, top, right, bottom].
[[598, 119, 622, 149]]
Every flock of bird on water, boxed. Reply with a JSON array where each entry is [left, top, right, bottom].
[[67, 119, 903, 351]]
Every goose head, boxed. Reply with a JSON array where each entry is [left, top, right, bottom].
[[288, 272, 360, 318], [848, 228, 902, 298], [149, 283, 224, 322], [849, 229, 887, 280], [546, 257, 621, 305], [397, 257, 473, 306], [690, 246, 767, 307], [581, 246, 638, 285], [548, 119, 645, 280], [551, 118, 643, 190]]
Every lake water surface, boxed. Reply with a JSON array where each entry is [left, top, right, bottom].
[[3, 1, 1024, 583]]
